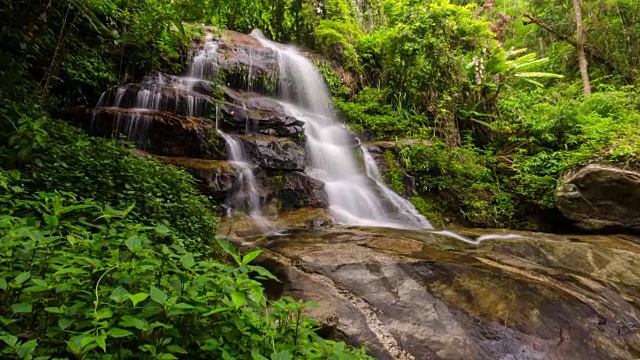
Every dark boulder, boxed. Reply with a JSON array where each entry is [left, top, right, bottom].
[[237, 135, 306, 171], [557, 164, 640, 232], [274, 172, 328, 210], [62, 107, 226, 159], [154, 157, 237, 200]]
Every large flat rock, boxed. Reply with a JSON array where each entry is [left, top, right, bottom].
[[241, 226, 640, 359]]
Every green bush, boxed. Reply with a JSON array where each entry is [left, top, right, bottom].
[[398, 141, 516, 227], [0, 113, 219, 255], [0, 173, 371, 359]]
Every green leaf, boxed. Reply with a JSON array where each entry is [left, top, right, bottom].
[[58, 318, 73, 330], [271, 351, 291, 360], [155, 224, 171, 235], [139, 344, 157, 355], [110, 286, 131, 303], [120, 315, 147, 330], [0, 334, 18, 347], [180, 254, 195, 269], [127, 292, 149, 306], [242, 249, 262, 265], [95, 333, 107, 352], [216, 239, 239, 261], [513, 72, 563, 78], [17, 340, 38, 359], [44, 214, 59, 227], [166, 344, 188, 354], [125, 235, 143, 252], [95, 308, 113, 320], [230, 291, 247, 309], [14, 271, 31, 285], [0, 278, 7, 290], [157, 354, 178, 360], [150, 286, 168, 305], [12, 302, 32, 313], [44, 307, 64, 314], [252, 349, 269, 360], [107, 328, 133, 338]]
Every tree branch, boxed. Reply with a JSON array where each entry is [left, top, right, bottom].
[[522, 11, 623, 77]]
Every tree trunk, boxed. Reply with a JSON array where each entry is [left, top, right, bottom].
[[573, 0, 591, 95]]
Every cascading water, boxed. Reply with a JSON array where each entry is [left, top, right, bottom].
[[94, 31, 270, 226], [216, 127, 272, 230], [361, 146, 432, 228], [252, 30, 431, 229]]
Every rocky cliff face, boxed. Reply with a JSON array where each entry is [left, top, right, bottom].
[[62, 30, 329, 217]]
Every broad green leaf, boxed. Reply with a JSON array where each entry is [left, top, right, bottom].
[[107, 328, 133, 338], [58, 318, 73, 330], [125, 235, 143, 252], [252, 349, 269, 360], [110, 286, 131, 303], [44, 214, 59, 227], [166, 344, 188, 354], [0, 278, 7, 290], [216, 239, 239, 263], [180, 254, 195, 269], [14, 271, 31, 285], [271, 350, 291, 360], [150, 286, 168, 305], [17, 340, 38, 359], [95, 308, 113, 320], [242, 249, 262, 265], [230, 291, 247, 309], [155, 224, 171, 235], [95, 333, 107, 352], [12, 302, 32, 313], [120, 315, 147, 330], [0, 334, 18, 347], [139, 344, 157, 355], [127, 292, 149, 306], [157, 354, 178, 360]]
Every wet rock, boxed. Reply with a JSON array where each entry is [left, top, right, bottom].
[[154, 157, 238, 199], [216, 101, 304, 139], [247, 227, 640, 360], [63, 107, 226, 159], [215, 30, 278, 94], [273, 172, 328, 210], [237, 135, 306, 171], [557, 164, 640, 232], [364, 142, 422, 196]]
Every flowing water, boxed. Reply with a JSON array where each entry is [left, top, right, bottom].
[[252, 30, 431, 229], [94, 32, 270, 225]]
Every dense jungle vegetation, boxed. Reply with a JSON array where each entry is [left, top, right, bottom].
[[0, 0, 639, 358]]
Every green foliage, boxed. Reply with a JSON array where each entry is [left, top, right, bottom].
[[496, 88, 640, 208], [398, 141, 516, 227], [0, 175, 372, 359], [335, 87, 430, 139], [0, 0, 197, 107], [0, 112, 219, 254]]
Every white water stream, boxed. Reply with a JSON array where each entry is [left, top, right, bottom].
[[252, 30, 431, 229]]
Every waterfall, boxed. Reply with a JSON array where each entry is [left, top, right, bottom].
[[217, 129, 272, 230], [252, 30, 431, 229], [361, 146, 432, 229]]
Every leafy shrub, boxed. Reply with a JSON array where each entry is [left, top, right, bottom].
[[335, 87, 430, 139], [0, 173, 371, 359], [0, 113, 219, 255], [398, 141, 516, 227]]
